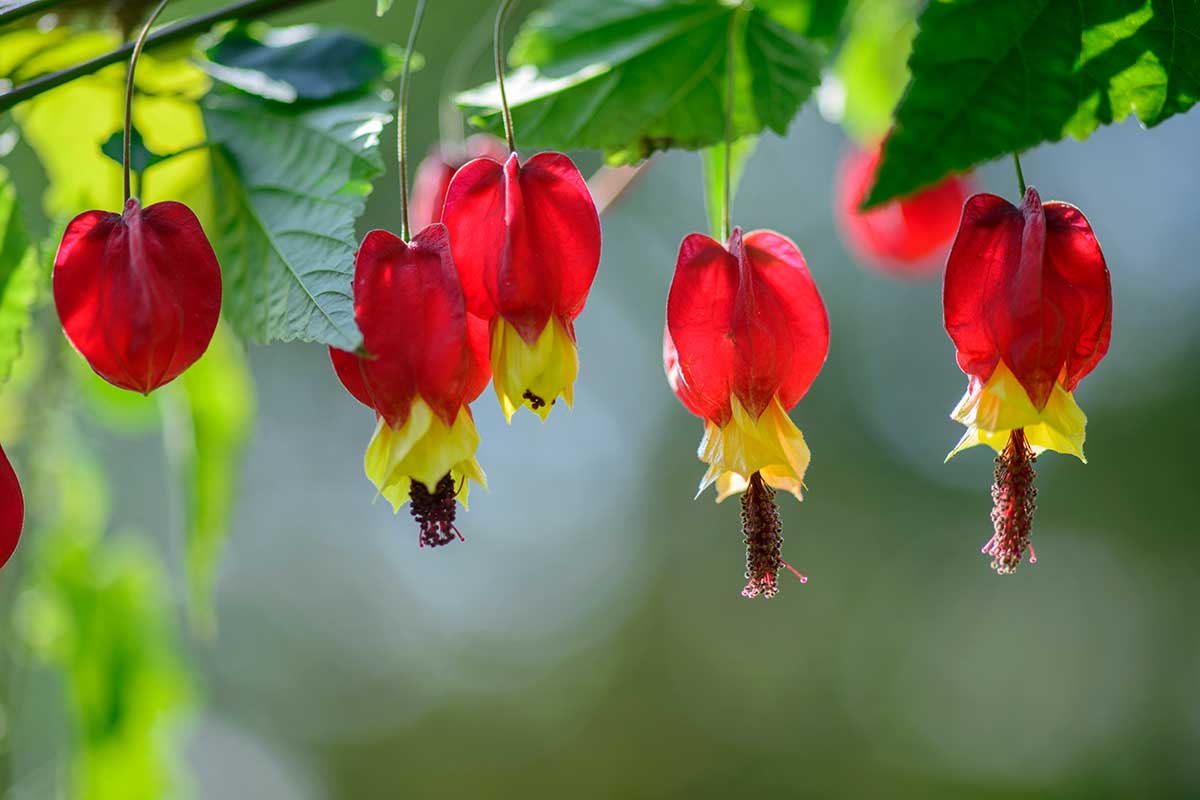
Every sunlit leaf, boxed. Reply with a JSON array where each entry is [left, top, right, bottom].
[[377, 0, 394, 15], [202, 23, 394, 103], [203, 92, 388, 349], [833, 0, 920, 143], [0, 168, 42, 384], [866, 0, 1200, 206], [10, 31, 214, 223], [458, 0, 822, 164]]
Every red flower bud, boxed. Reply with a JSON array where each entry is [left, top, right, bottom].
[[945, 187, 1112, 411], [410, 134, 508, 232], [0, 444, 23, 571], [835, 144, 973, 278], [53, 198, 222, 394], [442, 151, 601, 420]]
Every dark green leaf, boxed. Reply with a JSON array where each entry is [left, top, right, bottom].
[[458, 0, 822, 164], [203, 24, 391, 103], [866, 0, 1200, 207], [99, 126, 168, 173], [0, 168, 43, 384], [203, 93, 389, 350]]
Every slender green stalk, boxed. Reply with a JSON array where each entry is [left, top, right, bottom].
[[397, 0, 427, 241], [493, 0, 517, 152], [123, 0, 171, 203], [1013, 152, 1027, 196], [722, 11, 736, 242], [0, 0, 324, 114]]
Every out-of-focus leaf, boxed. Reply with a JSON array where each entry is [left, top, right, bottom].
[[756, 0, 849, 44], [377, 0, 394, 15], [202, 24, 394, 103], [16, 432, 191, 800], [74, 357, 162, 433], [833, 0, 920, 143], [866, 0, 1200, 207], [164, 324, 254, 635], [10, 31, 214, 224], [0, 168, 42, 384], [203, 92, 388, 350], [99, 127, 166, 174], [459, 0, 822, 164], [700, 135, 757, 240]]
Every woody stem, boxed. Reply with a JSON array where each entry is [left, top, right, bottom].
[[493, 0, 517, 152], [397, 0, 427, 241], [123, 0, 172, 203]]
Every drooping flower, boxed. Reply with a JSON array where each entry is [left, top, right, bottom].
[[441, 151, 602, 422], [410, 134, 508, 231], [0, 443, 23, 570], [944, 186, 1112, 574], [665, 227, 829, 598], [330, 224, 490, 547], [53, 198, 222, 393], [835, 143, 972, 278]]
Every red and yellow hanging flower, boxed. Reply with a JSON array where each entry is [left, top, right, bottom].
[[944, 186, 1112, 573], [330, 225, 490, 547], [441, 151, 601, 422], [665, 227, 829, 597]]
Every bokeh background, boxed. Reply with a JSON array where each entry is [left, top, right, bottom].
[[5, 0, 1200, 797]]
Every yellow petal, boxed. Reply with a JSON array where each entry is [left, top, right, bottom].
[[364, 399, 487, 512], [491, 317, 579, 423], [696, 394, 811, 503], [947, 362, 1087, 461]]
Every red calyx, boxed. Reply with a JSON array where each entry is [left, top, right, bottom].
[[944, 187, 1112, 409], [835, 143, 973, 278], [441, 151, 602, 344], [53, 198, 222, 394], [329, 223, 490, 428], [0, 444, 23, 571], [410, 134, 508, 232], [665, 227, 829, 425]]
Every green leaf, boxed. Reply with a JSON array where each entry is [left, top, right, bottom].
[[458, 0, 822, 164], [0, 168, 43, 385], [164, 325, 254, 636], [203, 92, 390, 350], [756, 0, 850, 44], [99, 126, 167, 173], [866, 0, 1200, 207], [202, 23, 392, 103], [701, 135, 757, 239], [17, 431, 191, 800], [833, 0, 920, 143], [377, 0, 394, 15]]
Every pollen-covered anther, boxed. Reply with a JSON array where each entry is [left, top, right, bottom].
[[409, 473, 465, 548], [984, 429, 1039, 575], [739, 472, 806, 598]]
